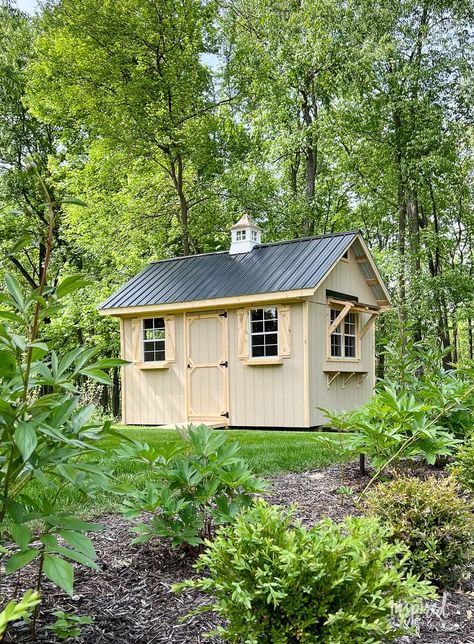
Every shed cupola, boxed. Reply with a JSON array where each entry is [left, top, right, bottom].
[[229, 213, 262, 255]]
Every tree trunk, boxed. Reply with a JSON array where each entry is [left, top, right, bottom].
[[301, 88, 317, 236], [170, 155, 190, 256]]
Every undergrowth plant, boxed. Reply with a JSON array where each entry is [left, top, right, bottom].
[[174, 500, 435, 643], [46, 611, 92, 640], [0, 590, 40, 638], [450, 435, 474, 492], [0, 170, 125, 635], [117, 424, 268, 548], [364, 476, 474, 588], [319, 337, 474, 472]]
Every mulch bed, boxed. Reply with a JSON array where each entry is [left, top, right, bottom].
[[3, 462, 474, 643]]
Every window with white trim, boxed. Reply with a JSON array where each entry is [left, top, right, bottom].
[[236, 230, 247, 241], [330, 309, 357, 359], [251, 230, 258, 242], [143, 318, 166, 362], [250, 307, 278, 357]]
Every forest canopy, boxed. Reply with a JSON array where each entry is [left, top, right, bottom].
[[1, 0, 474, 413]]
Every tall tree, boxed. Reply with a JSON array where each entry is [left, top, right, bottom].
[[27, 0, 227, 256], [0, 1, 65, 288], [221, 0, 357, 238]]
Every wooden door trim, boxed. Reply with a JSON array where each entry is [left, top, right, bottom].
[[185, 310, 229, 425]]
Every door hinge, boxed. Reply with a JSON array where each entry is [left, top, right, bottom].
[[219, 311, 228, 318], [220, 361, 228, 368], [221, 411, 229, 418]]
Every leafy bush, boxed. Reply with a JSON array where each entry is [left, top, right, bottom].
[[364, 476, 474, 587], [118, 424, 268, 547], [321, 338, 474, 471], [323, 383, 460, 469], [450, 435, 474, 492], [174, 500, 435, 643]]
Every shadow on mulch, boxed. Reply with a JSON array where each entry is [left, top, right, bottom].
[[3, 462, 474, 643]]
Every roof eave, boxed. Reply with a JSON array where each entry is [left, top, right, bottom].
[[98, 288, 316, 317]]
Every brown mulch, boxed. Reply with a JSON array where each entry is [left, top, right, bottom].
[[3, 462, 474, 643]]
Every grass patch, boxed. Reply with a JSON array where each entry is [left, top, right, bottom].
[[29, 426, 347, 518]]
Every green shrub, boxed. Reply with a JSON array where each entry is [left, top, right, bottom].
[[364, 476, 474, 588], [450, 435, 474, 492], [174, 500, 435, 643], [320, 337, 474, 470], [322, 383, 460, 469], [118, 424, 268, 547], [0, 591, 41, 638]]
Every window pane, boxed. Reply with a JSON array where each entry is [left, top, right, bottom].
[[144, 351, 155, 362], [251, 309, 263, 321], [252, 345, 265, 357], [251, 321, 264, 333], [265, 333, 278, 346], [266, 345, 278, 356], [345, 336, 356, 358], [264, 318, 278, 332], [155, 349, 166, 361], [264, 308, 277, 320], [143, 319, 154, 329], [251, 334, 265, 347], [331, 334, 342, 357]]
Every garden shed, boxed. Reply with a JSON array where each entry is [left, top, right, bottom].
[[99, 216, 391, 428]]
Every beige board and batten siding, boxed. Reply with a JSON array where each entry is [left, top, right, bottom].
[[227, 303, 306, 428], [121, 315, 186, 425], [308, 247, 378, 426]]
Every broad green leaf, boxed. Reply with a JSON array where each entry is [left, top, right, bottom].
[[4, 273, 25, 311], [58, 530, 96, 560], [61, 197, 88, 207], [13, 422, 37, 461], [45, 516, 102, 532], [92, 358, 128, 368], [79, 367, 112, 385], [6, 236, 32, 256], [10, 524, 32, 550], [0, 350, 15, 378], [5, 548, 38, 574], [0, 310, 23, 324], [43, 555, 74, 596], [56, 275, 92, 299]]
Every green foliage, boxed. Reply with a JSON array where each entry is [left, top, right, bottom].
[[0, 181, 126, 635], [0, 590, 41, 638], [117, 424, 268, 547], [321, 339, 473, 469], [364, 476, 474, 588], [174, 500, 435, 643], [46, 611, 92, 640], [450, 435, 474, 492]]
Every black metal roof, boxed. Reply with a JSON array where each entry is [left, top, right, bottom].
[[100, 231, 359, 310]]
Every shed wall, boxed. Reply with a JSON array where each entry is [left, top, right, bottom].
[[227, 303, 306, 427], [308, 249, 377, 426], [121, 315, 186, 425]]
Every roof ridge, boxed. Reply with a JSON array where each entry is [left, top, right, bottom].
[[150, 230, 359, 264], [258, 230, 359, 248]]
